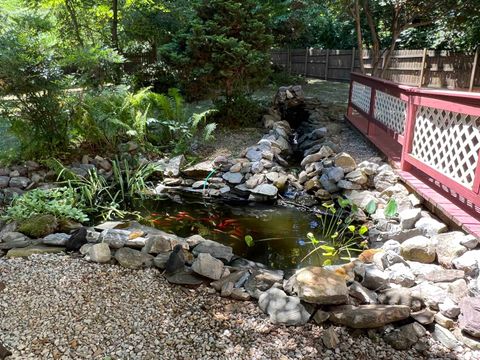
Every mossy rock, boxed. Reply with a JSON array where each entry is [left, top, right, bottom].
[[18, 214, 59, 238]]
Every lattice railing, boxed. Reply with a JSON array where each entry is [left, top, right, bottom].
[[351, 82, 371, 114], [411, 106, 480, 189], [346, 72, 480, 208], [373, 90, 406, 135]]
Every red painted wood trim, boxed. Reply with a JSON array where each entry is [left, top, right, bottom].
[[411, 95, 480, 117], [404, 153, 479, 206], [401, 97, 417, 171], [473, 149, 480, 194]]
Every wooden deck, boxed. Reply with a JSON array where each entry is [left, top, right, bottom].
[[345, 112, 480, 239]]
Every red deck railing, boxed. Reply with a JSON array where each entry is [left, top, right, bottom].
[[346, 73, 480, 234]]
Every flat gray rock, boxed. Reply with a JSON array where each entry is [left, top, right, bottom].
[[192, 239, 233, 263], [329, 304, 410, 329]]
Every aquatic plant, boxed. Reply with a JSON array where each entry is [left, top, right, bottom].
[[302, 198, 368, 266], [51, 158, 160, 221]]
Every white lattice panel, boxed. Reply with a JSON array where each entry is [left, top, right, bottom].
[[351, 82, 371, 114], [373, 91, 406, 134], [411, 106, 480, 188]]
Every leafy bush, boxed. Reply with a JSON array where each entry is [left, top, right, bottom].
[[0, 13, 72, 158], [53, 158, 161, 221], [2, 187, 89, 224], [62, 45, 125, 88], [72, 86, 216, 154], [163, 0, 273, 102], [212, 95, 262, 127], [302, 198, 368, 266]]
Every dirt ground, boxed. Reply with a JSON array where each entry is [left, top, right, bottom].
[[194, 78, 380, 164]]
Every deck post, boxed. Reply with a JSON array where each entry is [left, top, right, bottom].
[[366, 87, 376, 136], [401, 93, 417, 171], [347, 78, 354, 117], [469, 47, 479, 92]]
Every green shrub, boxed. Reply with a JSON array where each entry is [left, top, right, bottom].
[[212, 95, 262, 127], [0, 13, 72, 159], [72, 86, 216, 154], [3, 187, 89, 224], [53, 158, 161, 221]]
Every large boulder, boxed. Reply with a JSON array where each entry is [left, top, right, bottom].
[[434, 231, 468, 268], [258, 288, 311, 326], [284, 266, 348, 305], [191, 253, 225, 280], [99, 229, 130, 249], [400, 236, 436, 263], [182, 161, 214, 178], [329, 304, 410, 329], [18, 214, 58, 238], [114, 247, 153, 269], [414, 217, 447, 237], [89, 243, 111, 263], [452, 250, 480, 276], [192, 239, 233, 263], [384, 323, 426, 350], [334, 153, 356, 173], [142, 232, 187, 254], [459, 297, 480, 338]]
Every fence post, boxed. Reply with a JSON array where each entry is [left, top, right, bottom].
[[418, 48, 428, 88], [350, 48, 355, 74], [288, 47, 292, 75], [469, 47, 479, 92], [325, 49, 329, 80], [304, 47, 309, 77], [401, 93, 417, 171]]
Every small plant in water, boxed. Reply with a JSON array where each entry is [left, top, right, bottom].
[[302, 198, 368, 266]]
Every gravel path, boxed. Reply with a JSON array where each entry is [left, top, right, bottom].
[[0, 255, 459, 360]]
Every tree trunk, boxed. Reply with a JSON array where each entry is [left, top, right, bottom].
[[362, 0, 381, 76], [352, 0, 365, 74], [111, 0, 119, 51], [65, 0, 84, 47]]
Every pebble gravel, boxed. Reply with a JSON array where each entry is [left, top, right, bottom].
[[0, 254, 468, 359]]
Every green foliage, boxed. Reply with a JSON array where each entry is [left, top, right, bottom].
[[72, 86, 216, 153], [54, 158, 161, 221], [302, 198, 368, 266], [2, 187, 89, 223], [62, 45, 125, 88], [212, 95, 262, 127], [244, 235, 254, 247], [164, 0, 273, 101], [0, 12, 71, 159]]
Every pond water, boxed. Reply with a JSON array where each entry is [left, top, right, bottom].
[[138, 198, 353, 270]]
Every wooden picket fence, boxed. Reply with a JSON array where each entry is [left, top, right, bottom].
[[272, 48, 480, 92]]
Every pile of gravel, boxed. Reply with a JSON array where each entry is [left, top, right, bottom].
[[0, 255, 457, 360]]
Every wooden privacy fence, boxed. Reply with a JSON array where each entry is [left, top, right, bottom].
[[272, 48, 480, 91], [345, 73, 480, 236]]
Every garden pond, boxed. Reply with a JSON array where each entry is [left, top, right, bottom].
[[137, 198, 364, 270]]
